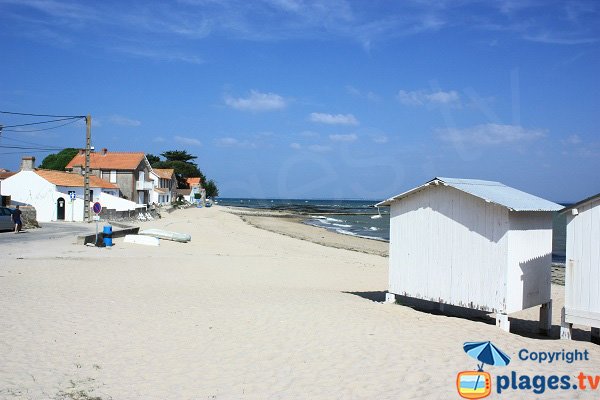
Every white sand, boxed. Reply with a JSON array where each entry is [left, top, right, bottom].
[[1, 206, 599, 399]]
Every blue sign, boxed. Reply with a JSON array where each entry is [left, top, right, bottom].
[[92, 202, 102, 214], [69, 192, 76, 201]]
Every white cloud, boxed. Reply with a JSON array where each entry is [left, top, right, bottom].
[[108, 115, 141, 127], [562, 134, 582, 145], [308, 144, 331, 153], [214, 137, 256, 148], [397, 89, 460, 106], [372, 135, 388, 144], [346, 85, 380, 101], [439, 123, 546, 146], [329, 133, 358, 142], [299, 130, 319, 138], [290, 142, 302, 149], [175, 136, 202, 146], [152, 136, 166, 143], [309, 112, 359, 126], [225, 90, 287, 111]]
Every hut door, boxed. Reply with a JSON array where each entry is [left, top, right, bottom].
[[57, 197, 65, 220]]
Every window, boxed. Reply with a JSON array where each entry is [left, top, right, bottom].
[[110, 170, 116, 183]]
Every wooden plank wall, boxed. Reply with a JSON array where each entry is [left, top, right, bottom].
[[505, 212, 553, 313], [565, 199, 600, 318], [389, 185, 508, 312]]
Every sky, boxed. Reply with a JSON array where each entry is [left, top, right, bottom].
[[0, 0, 599, 202]]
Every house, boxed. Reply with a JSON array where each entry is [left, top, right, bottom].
[[0, 169, 16, 206], [65, 148, 153, 205], [0, 157, 126, 222], [185, 177, 205, 204], [150, 168, 177, 204], [560, 192, 600, 343], [185, 177, 202, 187], [377, 177, 563, 333]]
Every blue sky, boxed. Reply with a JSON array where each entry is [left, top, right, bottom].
[[0, 0, 598, 202]]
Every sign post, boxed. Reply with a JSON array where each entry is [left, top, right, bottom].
[[92, 202, 102, 245], [69, 192, 76, 222]]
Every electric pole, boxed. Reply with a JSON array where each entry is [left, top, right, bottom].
[[84, 115, 91, 222]]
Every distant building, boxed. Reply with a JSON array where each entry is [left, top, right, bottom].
[[150, 168, 177, 204], [0, 157, 125, 222], [65, 148, 153, 205], [378, 177, 562, 333], [560, 192, 600, 343]]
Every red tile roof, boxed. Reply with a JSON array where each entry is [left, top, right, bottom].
[[0, 171, 16, 180], [153, 168, 175, 179], [35, 169, 118, 189], [186, 177, 202, 186], [65, 151, 146, 170]]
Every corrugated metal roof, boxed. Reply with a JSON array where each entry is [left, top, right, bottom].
[[559, 192, 600, 214], [376, 177, 563, 211]]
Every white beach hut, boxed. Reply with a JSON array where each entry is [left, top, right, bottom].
[[560, 193, 600, 343], [377, 177, 563, 333]]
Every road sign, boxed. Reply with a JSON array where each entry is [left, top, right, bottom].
[[92, 202, 102, 214], [69, 192, 76, 201]]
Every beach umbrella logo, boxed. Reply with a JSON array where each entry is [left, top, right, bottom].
[[456, 341, 511, 399]]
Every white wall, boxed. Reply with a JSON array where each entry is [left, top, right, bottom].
[[565, 198, 600, 325], [505, 212, 553, 313], [389, 185, 509, 312], [56, 186, 118, 203], [99, 192, 138, 212], [1, 171, 122, 222], [1, 171, 59, 222]]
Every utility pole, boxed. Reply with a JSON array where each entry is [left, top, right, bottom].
[[84, 115, 91, 222]]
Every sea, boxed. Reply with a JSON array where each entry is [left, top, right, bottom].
[[217, 198, 568, 264]]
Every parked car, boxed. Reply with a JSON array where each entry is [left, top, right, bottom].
[[0, 207, 15, 231]]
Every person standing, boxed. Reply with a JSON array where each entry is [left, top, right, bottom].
[[12, 205, 22, 233]]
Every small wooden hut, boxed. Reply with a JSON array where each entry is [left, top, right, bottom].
[[377, 177, 562, 333], [560, 193, 600, 343]]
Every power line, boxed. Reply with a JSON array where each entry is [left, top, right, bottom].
[[1, 117, 83, 132], [0, 135, 67, 148], [0, 144, 64, 151], [0, 110, 86, 118], [0, 150, 61, 155], [0, 116, 83, 129]]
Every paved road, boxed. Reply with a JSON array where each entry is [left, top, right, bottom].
[[0, 222, 98, 245]]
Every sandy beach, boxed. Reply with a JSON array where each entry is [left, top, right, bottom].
[[1, 206, 599, 399]]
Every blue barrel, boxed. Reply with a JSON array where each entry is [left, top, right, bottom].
[[103, 225, 113, 247]]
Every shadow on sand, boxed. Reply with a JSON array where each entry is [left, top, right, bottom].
[[344, 291, 593, 342]]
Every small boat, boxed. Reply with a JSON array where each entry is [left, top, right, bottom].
[[139, 228, 191, 243], [124, 234, 160, 246]]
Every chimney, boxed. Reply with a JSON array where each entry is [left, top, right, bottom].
[[72, 164, 83, 175], [79, 149, 85, 155], [20, 156, 35, 171], [101, 148, 108, 155]]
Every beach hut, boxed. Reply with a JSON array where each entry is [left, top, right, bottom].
[[560, 193, 600, 343], [377, 177, 562, 333]]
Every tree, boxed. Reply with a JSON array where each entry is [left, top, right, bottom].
[[39, 148, 79, 170], [161, 150, 197, 164], [204, 179, 219, 198], [147, 150, 205, 189], [146, 153, 161, 165]]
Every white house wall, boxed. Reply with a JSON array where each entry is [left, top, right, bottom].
[[505, 212, 553, 313], [389, 185, 509, 312], [565, 198, 600, 326], [98, 192, 138, 212], [1, 171, 57, 222]]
